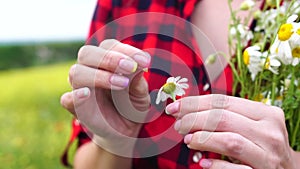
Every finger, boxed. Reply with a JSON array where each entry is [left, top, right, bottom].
[[129, 71, 149, 97], [199, 159, 253, 169], [110, 71, 150, 123], [60, 87, 90, 117], [68, 64, 76, 87], [174, 109, 256, 136], [166, 94, 270, 120], [99, 39, 151, 68], [60, 91, 75, 115], [129, 71, 150, 111], [78, 45, 138, 75], [70, 64, 129, 90], [184, 131, 265, 169]]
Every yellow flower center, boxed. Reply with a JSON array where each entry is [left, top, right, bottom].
[[243, 50, 250, 65], [162, 82, 176, 94], [278, 23, 294, 41], [262, 98, 269, 104], [276, 95, 283, 101], [292, 47, 300, 58], [254, 94, 263, 101], [264, 57, 270, 69], [297, 28, 300, 35]]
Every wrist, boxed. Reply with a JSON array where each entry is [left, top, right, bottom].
[[92, 133, 137, 158], [91, 142, 133, 169]]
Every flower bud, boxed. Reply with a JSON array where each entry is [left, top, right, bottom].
[[253, 10, 262, 20], [266, 0, 276, 8], [240, 0, 255, 11], [205, 54, 217, 65]]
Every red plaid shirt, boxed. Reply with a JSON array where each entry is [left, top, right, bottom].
[[62, 0, 234, 168]]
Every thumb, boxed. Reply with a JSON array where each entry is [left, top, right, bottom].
[[129, 71, 149, 97], [129, 71, 150, 112]]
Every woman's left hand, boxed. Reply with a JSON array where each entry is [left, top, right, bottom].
[[166, 94, 296, 169]]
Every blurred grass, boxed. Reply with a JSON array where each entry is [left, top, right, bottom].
[[0, 61, 77, 169]]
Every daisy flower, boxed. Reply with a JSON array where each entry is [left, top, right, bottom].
[[262, 52, 281, 74], [243, 46, 263, 80], [290, 45, 300, 66], [270, 15, 300, 65], [155, 76, 189, 104], [254, 8, 280, 34], [243, 46, 281, 80], [284, 75, 299, 90], [230, 24, 254, 46]]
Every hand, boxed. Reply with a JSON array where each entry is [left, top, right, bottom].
[[166, 94, 296, 169], [60, 39, 151, 156]]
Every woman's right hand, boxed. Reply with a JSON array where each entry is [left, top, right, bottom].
[[60, 39, 151, 156]]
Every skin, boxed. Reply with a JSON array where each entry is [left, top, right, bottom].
[[60, 0, 300, 168], [61, 39, 150, 169], [165, 95, 300, 169]]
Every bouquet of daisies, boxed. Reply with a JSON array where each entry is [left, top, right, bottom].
[[227, 0, 300, 150]]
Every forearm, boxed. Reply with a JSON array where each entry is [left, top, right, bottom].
[[74, 142, 132, 169]]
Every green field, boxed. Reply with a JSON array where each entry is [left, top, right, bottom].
[[0, 61, 77, 169]]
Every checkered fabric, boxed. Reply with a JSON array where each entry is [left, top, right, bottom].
[[61, 0, 234, 168]]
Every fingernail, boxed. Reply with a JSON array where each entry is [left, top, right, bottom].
[[119, 59, 138, 73], [174, 119, 181, 131], [184, 134, 193, 144], [133, 54, 150, 68], [110, 74, 129, 88], [75, 87, 90, 99], [166, 101, 180, 114], [199, 159, 212, 168]]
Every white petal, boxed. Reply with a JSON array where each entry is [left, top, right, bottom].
[[250, 56, 262, 62], [174, 87, 185, 96], [237, 24, 246, 35], [179, 83, 189, 89], [166, 77, 175, 83], [282, 42, 292, 59], [230, 27, 237, 36], [161, 92, 170, 102], [292, 58, 299, 66], [287, 14, 298, 23], [249, 45, 261, 51], [251, 73, 256, 81], [290, 33, 300, 46], [270, 38, 280, 54], [155, 87, 164, 104], [270, 59, 281, 67], [269, 67, 279, 74], [177, 77, 188, 83], [250, 51, 262, 58], [262, 51, 269, 57], [174, 76, 181, 82]]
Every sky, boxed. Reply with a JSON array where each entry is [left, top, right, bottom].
[[0, 0, 97, 43]]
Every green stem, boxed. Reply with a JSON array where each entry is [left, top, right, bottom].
[[286, 66, 297, 148], [171, 93, 176, 102], [291, 108, 300, 149], [271, 73, 277, 105]]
